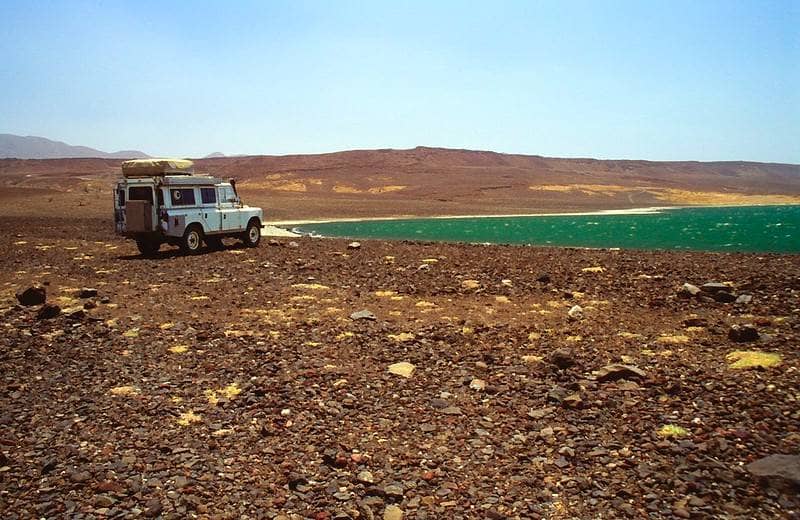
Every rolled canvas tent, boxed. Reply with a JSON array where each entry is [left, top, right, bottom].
[[121, 159, 194, 177]]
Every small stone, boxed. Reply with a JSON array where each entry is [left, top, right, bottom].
[[728, 324, 760, 343], [528, 406, 555, 419], [387, 362, 415, 378], [549, 348, 575, 370], [747, 454, 800, 488], [383, 484, 404, 498], [440, 406, 462, 415], [700, 282, 730, 293], [79, 287, 98, 298], [672, 507, 691, 518], [37, 303, 61, 320], [713, 291, 737, 303], [678, 283, 701, 297], [562, 393, 582, 408], [383, 505, 403, 520], [94, 495, 116, 508], [350, 309, 377, 321], [567, 305, 583, 320], [357, 470, 375, 484], [595, 364, 646, 382], [475, 361, 488, 370], [83, 300, 97, 310], [16, 285, 46, 306], [63, 307, 86, 320], [469, 378, 486, 391], [347, 242, 361, 250], [287, 241, 300, 248], [735, 294, 753, 304]]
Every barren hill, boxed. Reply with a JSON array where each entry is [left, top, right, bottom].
[[1, 147, 799, 219], [0, 134, 148, 160]]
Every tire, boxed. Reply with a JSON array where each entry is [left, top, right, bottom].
[[180, 225, 204, 254], [242, 219, 261, 248], [136, 238, 160, 256], [206, 236, 224, 250]]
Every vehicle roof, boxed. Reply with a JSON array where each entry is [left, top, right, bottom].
[[118, 175, 227, 186]]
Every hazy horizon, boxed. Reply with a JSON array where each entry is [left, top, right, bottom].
[[2, 1, 798, 163]]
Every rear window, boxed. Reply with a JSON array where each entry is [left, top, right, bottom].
[[201, 187, 216, 204], [129, 186, 153, 203], [171, 188, 196, 206]]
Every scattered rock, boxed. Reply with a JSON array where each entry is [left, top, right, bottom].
[[16, 285, 46, 306], [287, 241, 300, 248], [357, 470, 375, 484], [562, 393, 583, 408], [63, 307, 85, 320], [528, 406, 555, 419], [735, 294, 753, 304], [36, 303, 61, 320], [678, 283, 701, 297], [713, 291, 737, 303], [347, 241, 362, 250], [595, 364, 646, 382], [387, 362, 415, 378], [469, 378, 486, 391], [567, 305, 583, 320], [683, 316, 708, 327], [548, 348, 575, 370], [383, 505, 403, 520], [79, 287, 98, 298], [701, 282, 730, 293], [728, 324, 760, 343], [747, 454, 800, 489], [536, 273, 551, 283], [350, 309, 376, 321]]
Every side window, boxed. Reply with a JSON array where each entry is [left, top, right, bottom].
[[201, 187, 216, 204], [129, 186, 153, 203], [220, 186, 236, 203], [171, 188, 196, 206]]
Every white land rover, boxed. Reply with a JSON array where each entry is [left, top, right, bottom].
[[114, 159, 263, 255]]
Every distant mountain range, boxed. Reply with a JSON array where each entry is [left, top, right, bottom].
[[0, 134, 149, 159]]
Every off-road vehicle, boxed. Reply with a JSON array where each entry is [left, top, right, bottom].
[[114, 159, 263, 255]]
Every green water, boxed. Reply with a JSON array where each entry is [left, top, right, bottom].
[[294, 205, 800, 253]]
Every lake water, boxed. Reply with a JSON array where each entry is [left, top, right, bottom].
[[294, 205, 800, 253]]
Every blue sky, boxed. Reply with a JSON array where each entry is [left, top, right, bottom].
[[1, 0, 798, 162]]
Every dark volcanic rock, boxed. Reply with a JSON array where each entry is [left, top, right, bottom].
[[16, 285, 46, 306], [713, 291, 737, 303], [549, 348, 575, 370], [36, 303, 61, 320], [747, 454, 800, 489], [79, 287, 98, 298], [595, 364, 647, 382], [728, 324, 760, 343]]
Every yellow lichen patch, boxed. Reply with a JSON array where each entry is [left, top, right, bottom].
[[462, 326, 475, 335], [291, 283, 330, 291], [566, 335, 583, 342], [176, 411, 202, 426], [416, 301, 436, 308], [159, 322, 174, 330], [224, 330, 253, 338], [495, 296, 511, 304], [64, 246, 78, 250], [383, 256, 396, 263], [657, 424, 690, 438], [110, 386, 139, 397], [618, 332, 644, 339], [387, 362, 416, 378], [421, 258, 439, 264], [122, 328, 140, 338], [522, 355, 544, 364], [528, 332, 542, 341], [220, 383, 241, 399], [269, 330, 281, 338], [726, 351, 782, 369], [13, 240, 28, 245], [169, 345, 188, 354], [204, 389, 220, 406], [336, 332, 355, 341], [685, 326, 706, 333], [228, 250, 245, 255], [304, 341, 321, 347], [461, 280, 481, 290], [291, 295, 317, 301], [204, 278, 224, 283], [36, 245, 54, 251], [547, 301, 563, 308], [581, 266, 606, 273], [388, 332, 415, 342], [325, 307, 343, 314], [374, 290, 397, 297], [367, 185, 407, 194], [105, 318, 118, 328], [191, 295, 209, 301], [656, 335, 690, 344], [212, 428, 235, 437], [171, 396, 183, 404], [55, 295, 80, 307]]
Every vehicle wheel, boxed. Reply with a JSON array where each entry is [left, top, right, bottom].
[[180, 225, 204, 254], [206, 237, 224, 250], [242, 219, 261, 248], [136, 238, 161, 256]]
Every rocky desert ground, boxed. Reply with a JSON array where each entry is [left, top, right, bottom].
[[1, 213, 799, 519]]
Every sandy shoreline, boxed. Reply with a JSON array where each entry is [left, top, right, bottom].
[[268, 206, 681, 227]]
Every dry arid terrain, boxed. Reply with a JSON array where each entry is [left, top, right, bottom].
[[1, 149, 799, 519], [2, 147, 800, 221]]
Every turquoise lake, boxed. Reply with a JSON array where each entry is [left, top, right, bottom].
[[293, 205, 800, 253]]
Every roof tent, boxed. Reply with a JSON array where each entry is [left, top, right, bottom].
[[121, 159, 195, 177]]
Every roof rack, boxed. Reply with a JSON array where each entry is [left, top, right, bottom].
[[121, 159, 194, 177]]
